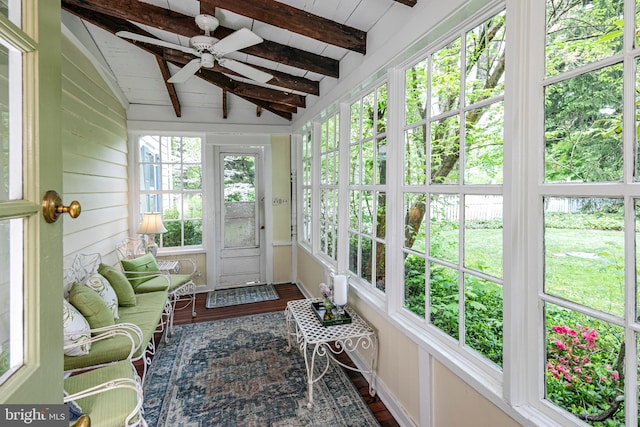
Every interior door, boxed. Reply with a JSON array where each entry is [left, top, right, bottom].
[[216, 148, 266, 288], [0, 1, 63, 404]]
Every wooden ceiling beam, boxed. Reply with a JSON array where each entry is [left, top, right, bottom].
[[394, 0, 417, 6], [62, 0, 339, 78], [66, 3, 320, 94], [155, 57, 181, 117], [201, 0, 366, 54], [222, 89, 228, 119]]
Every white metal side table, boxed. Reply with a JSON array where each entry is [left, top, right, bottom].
[[284, 298, 378, 409], [156, 260, 179, 273]]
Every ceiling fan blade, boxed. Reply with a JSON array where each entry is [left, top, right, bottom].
[[213, 28, 263, 56], [218, 58, 273, 84], [116, 31, 197, 55], [167, 59, 202, 83]]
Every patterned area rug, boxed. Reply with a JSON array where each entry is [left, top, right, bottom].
[[143, 312, 380, 426], [205, 284, 279, 309]]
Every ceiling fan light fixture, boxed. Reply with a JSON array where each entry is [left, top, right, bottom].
[[201, 53, 215, 68]]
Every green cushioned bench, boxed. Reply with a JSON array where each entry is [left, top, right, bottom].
[[63, 253, 171, 382]]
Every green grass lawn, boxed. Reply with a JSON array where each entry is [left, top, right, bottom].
[[545, 228, 624, 316]]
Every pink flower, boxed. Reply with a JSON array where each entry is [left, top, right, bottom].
[[612, 371, 619, 380], [553, 339, 566, 350], [585, 376, 592, 383], [582, 328, 598, 343]]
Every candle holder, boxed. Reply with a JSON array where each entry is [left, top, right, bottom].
[[335, 303, 346, 318]]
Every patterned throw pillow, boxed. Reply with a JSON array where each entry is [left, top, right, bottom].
[[85, 273, 119, 319], [63, 299, 91, 356]]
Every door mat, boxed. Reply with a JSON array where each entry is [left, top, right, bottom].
[[205, 284, 279, 309]]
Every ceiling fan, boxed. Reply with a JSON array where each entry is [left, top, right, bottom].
[[116, 14, 273, 84]]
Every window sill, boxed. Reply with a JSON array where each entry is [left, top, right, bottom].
[[156, 246, 205, 257]]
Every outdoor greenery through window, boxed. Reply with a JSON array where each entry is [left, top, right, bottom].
[[541, 0, 637, 424], [319, 114, 339, 261], [349, 83, 387, 292], [138, 135, 203, 249], [402, 10, 505, 367]]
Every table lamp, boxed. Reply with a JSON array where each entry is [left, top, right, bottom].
[[137, 212, 167, 256]]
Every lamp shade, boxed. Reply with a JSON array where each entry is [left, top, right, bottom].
[[137, 212, 167, 234]]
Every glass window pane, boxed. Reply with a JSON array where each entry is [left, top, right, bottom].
[[405, 126, 426, 185], [406, 60, 428, 125], [361, 237, 372, 283], [430, 262, 459, 339], [545, 303, 624, 424], [464, 274, 503, 366], [377, 84, 387, 134], [464, 195, 503, 279], [375, 242, 385, 292], [349, 190, 360, 231], [349, 232, 359, 276], [361, 190, 373, 235], [376, 137, 387, 185], [182, 137, 201, 163], [362, 139, 374, 185], [465, 12, 506, 105], [362, 93, 375, 139], [404, 192, 427, 253], [350, 101, 361, 141], [404, 253, 426, 317], [545, 197, 624, 316], [0, 43, 21, 201], [376, 192, 386, 239], [0, 218, 23, 383], [545, 64, 623, 183], [350, 144, 360, 185], [430, 194, 459, 264], [546, 0, 623, 77], [465, 102, 504, 185], [430, 115, 460, 184], [431, 38, 461, 116]]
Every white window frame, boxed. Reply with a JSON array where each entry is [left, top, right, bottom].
[[129, 132, 205, 254]]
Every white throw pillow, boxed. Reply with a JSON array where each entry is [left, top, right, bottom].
[[63, 299, 91, 356], [85, 273, 119, 319]]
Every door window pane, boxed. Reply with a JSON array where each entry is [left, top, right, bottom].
[[224, 155, 257, 248], [0, 42, 22, 201], [0, 218, 23, 383]]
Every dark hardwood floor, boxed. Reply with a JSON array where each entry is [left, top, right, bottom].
[[154, 283, 401, 427]]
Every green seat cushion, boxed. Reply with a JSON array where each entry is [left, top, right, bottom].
[[68, 283, 115, 332], [134, 274, 192, 294], [120, 253, 161, 288], [98, 263, 137, 307], [64, 360, 139, 427], [64, 291, 168, 371]]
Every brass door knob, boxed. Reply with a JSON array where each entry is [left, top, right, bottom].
[[42, 190, 81, 223]]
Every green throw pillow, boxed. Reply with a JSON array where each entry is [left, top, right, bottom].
[[120, 253, 161, 289], [68, 282, 115, 332], [98, 263, 137, 306]]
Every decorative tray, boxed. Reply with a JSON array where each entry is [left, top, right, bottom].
[[311, 302, 352, 326]]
